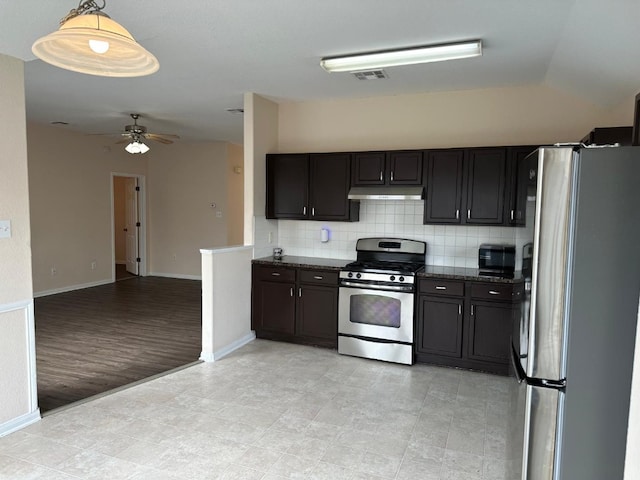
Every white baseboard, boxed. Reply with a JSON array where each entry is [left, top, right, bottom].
[[0, 410, 40, 438], [34, 279, 113, 298], [200, 332, 256, 362], [148, 272, 202, 281]]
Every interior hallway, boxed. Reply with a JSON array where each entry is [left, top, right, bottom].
[[34, 277, 202, 412], [1, 340, 513, 479]]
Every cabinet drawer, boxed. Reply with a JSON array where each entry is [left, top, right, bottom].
[[419, 279, 464, 297], [298, 269, 338, 286], [470, 282, 521, 301], [253, 265, 296, 282]]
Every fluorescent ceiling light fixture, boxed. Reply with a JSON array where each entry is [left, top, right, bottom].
[[320, 40, 482, 73], [32, 0, 159, 77], [125, 141, 150, 154]]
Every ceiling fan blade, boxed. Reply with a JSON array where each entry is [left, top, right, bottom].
[[152, 133, 180, 139], [115, 138, 129, 144], [145, 134, 174, 144]]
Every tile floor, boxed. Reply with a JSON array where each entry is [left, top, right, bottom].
[[0, 340, 516, 479]]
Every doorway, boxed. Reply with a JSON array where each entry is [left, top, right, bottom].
[[112, 173, 147, 280]]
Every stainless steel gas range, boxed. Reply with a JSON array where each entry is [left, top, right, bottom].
[[338, 237, 426, 365]]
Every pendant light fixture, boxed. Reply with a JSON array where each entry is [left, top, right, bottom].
[[32, 0, 159, 77]]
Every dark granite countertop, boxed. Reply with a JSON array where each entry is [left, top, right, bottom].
[[252, 255, 351, 271], [418, 266, 523, 283], [254, 256, 522, 282]]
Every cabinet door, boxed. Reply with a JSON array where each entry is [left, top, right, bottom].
[[352, 152, 386, 185], [266, 153, 308, 219], [252, 279, 296, 334], [468, 301, 512, 363], [465, 148, 507, 224], [309, 153, 354, 221], [296, 284, 338, 344], [506, 146, 537, 226], [388, 151, 423, 185], [416, 296, 463, 358], [424, 150, 464, 224]]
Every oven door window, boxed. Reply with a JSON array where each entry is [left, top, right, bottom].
[[350, 294, 401, 328]]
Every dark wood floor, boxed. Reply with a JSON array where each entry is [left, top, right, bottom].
[[35, 276, 202, 412]]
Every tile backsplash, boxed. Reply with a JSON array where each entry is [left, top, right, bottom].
[[276, 200, 523, 268]]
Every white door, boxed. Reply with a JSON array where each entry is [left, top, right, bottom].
[[124, 177, 139, 275]]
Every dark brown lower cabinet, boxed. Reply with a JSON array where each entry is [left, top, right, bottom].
[[468, 301, 512, 364], [417, 296, 463, 358], [251, 264, 338, 348], [415, 277, 522, 375]]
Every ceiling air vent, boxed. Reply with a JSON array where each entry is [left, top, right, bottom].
[[352, 70, 387, 80]]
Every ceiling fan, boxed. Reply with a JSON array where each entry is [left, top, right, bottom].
[[94, 113, 180, 154], [116, 113, 180, 144]]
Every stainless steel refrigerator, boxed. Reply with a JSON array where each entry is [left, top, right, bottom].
[[509, 146, 640, 480]]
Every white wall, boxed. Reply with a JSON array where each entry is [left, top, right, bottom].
[[147, 142, 230, 278], [626, 300, 640, 480], [0, 53, 39, 435]]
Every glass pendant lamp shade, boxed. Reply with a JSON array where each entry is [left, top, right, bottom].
[[32, 12, 159, 77]]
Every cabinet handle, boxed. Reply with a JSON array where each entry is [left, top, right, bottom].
[[467, 209, 471, 219], [303, 206, 307, 215], [458, 304, 462, 315], [298, 287, 302, 297], [455, 209, 460, 220], [313, 275, 323, 280], [510, 210, 515, 221], [435, 286, 447, 290], [471, 304, 475, 315], [380, 171, 383, 181], [271, 272, 281, 276], [391, 171, 394, 182], [290, 287, 293, 297], [489, 290, 500, 295], [312, 207, 315, 216]]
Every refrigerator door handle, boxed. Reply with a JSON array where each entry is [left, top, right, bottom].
[[511, 344, 526, 384]]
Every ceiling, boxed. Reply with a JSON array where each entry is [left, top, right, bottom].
[[1, 0, 639, 145]]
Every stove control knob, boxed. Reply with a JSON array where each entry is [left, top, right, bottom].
[[390, 275, 396, 281], [356, 273, 362, 279], [348, 272, 353, 278], [399, 276, 405, 282]]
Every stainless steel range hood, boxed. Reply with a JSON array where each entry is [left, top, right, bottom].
[[348, 186, 424, 200]]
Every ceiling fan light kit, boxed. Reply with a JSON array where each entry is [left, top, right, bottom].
[[31, 0, 159, 77], [125, 140, 150, 155], [320, 40, 482, 73]]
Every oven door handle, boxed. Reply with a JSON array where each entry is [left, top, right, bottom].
[[340, 281, 414, 293]]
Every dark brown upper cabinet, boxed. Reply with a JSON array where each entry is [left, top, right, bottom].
[[424, 149, 465, 224], [266, 153, 308, 219], [352, 150, 423, 186], [266, 152, 359, 221], [505, 146, 538, 226], [464, 147, 507, 225]]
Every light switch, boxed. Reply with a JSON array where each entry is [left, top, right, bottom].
[[0, 220, 11, 239]]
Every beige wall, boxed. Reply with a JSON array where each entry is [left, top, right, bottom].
[[147, 142, 229, 277], [27, 123, 148, 294], [113, 176, 127, 263], [278, 84, 633, 152], [0, 54, 38, 430], [226, 143, 244, 246], [243, 93, 279, 257]]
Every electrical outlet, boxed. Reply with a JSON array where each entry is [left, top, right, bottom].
[[91, 261, 97, 270], [51, 267, 57, 276], [216, 211, 223, 218]]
